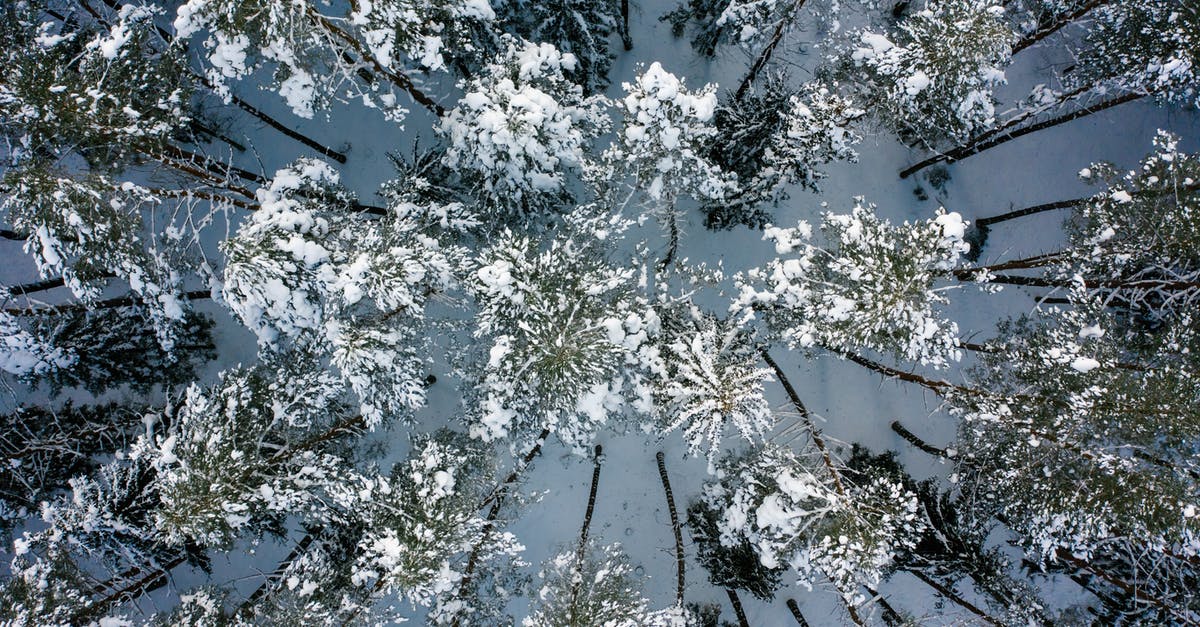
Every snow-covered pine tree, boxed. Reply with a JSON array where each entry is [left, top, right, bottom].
[[525, 541, 688, 626], [1071, 1, 1200, 108], [835, 0, 1012, 148], [0, 2, 190, 169], [1064, 131, 1200, 326], [687, 495, 788, 601], [948, 290, 1200, 623], [662, 0, 730, 57], [705, 76, 863, 229], [500, 0, 621, 95], [152, 361, 354, 547], [0, 167, 202, 351], [441, 37, 608, 216], [733, 202, 970, 368], [222, 159, 463, 427], [647, 310, 774, 467], [465, 215, 651, 452], [348, 429, 524, 626], [0, 402, 148, 542], [699, 444, 924, 606], [172, 0, 486, 118], [14, 308, 214, 396], [596, 62, 737, 218]]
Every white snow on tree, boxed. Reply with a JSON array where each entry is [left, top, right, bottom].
[[596, 62, 737, 210], [0, 2, 189, 168], [734, 201, 969, 367], [646, 310, 774, 467], [700, 445, 923, 603], [348, 430, 524, 624], [1073, 1, 1200, 106], [525, 541, 686, 627], [441, 37, 608, 215], [0, 313, 75, 378], [838, 0, 1012, 146], [347, 0, 498, 73], [222, 159, 462, 426], [153, 361, 353, 546], [465, 218, 653, 452]]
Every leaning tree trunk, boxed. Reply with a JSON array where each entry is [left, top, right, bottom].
[[891, 421, 947, 457], [450, 428, 551, 627], [900, 91, 1146, 179], [1010, 0, 1113, 56], [725, 588, 751, 627], [655, 451, 686, 606], [966, 197, 1086, 258], [863, 585, 904, 626], [734, 0, 808, 102], [761, 349, 847, 496], [786, 599, 811, 627], [908, 570, 1004, 627], [620, 0, 633, 51], [567, 444, 605, 625]]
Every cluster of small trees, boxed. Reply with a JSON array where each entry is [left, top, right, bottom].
[[0, 0, 1197, 624]]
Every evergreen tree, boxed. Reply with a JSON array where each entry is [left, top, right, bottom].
[[835, 0, 1012, 147], [734, 202, 970, 368], [687, 496, 787, 601], [525, 541, 687, 626], [0, 2, 190, 169], [705, 76, 863, 229], [698, 444, 924, 604], [596, 62, 737, 214], [647, 310, 774, 466], [464, 215, 651, 451], [441, 37, 608, 216], [948, 292, 1200, 622], [501, 0, 621, 95], [222, 159, 462, 427]]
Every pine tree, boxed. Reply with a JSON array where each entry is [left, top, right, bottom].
[[464, 217, 650, 452], [705, 76, 863, 229], [647, 310, 774, 466], [948, 292, 1200, 622], [525, 541, 688, 626], [441, 37, 608, 216], [0, 2, 190, 169], [687, 496, 787, 601], [596, 62, 737, 213], [698, 444, 924, 605], [835, 0, 1012, 147], [222, 159, 462, 427], [501, 0, 621, 95], [152, 361, 354, 547], [733, 202, 970, 368]]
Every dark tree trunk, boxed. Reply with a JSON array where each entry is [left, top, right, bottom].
[[734, 1, 808, 102], [761, 349, 847, 495], [726, 588, 751, 627], [655, 451, 686, 605], [786, 598, 811, 626], [1011, 0, 1113, 56], [239, 532, 317, 615], [900, 91, 1146, 179], [620, 0, 633, 50], [568, 444, 605, 624], [863, 585, 904, 626], [908, 570, 1005, 627], [891, 421, 947, 457]]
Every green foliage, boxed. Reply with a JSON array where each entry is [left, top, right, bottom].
[[687, 497, 786, 600]]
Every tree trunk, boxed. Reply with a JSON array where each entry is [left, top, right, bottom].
[[967, 197, 1085, 257], [908, 570, 1004, 627], [734, 0, 808, 102], [1011, 0, 1113, 56], [900, 91, 1146, 179], [786, 598, 811, 626], [725, 588, 751, 627], [761, 348, 847, 496], [658, 211, 680, 270], [891, 421, 947, 457], [451, 428, 551, 627], [188, 120, 246, 152], [567, 444, 605, 624], [5, 289, 213, 317], [620, 0, 633, 51], [863, 585, 904, 626], [239, 532, 317, 616], [655, 451, 686, 606]]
